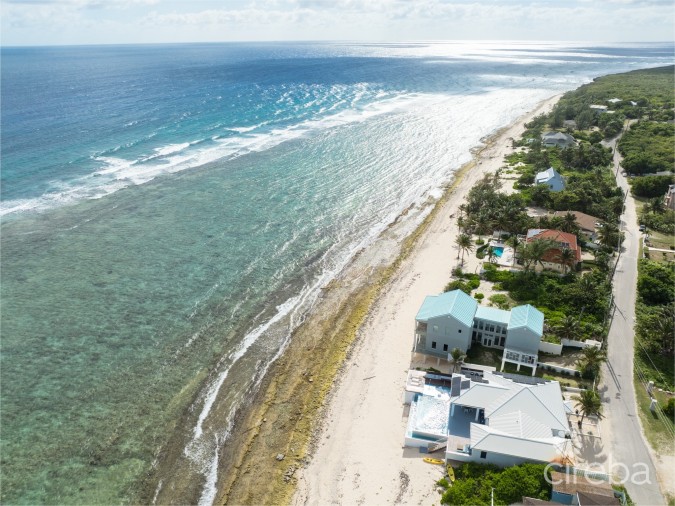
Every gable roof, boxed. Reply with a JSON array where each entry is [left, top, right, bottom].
[[470, 423, 567, 463], [486, 383, 569, 432], [525, 229, 582, 263], [553, 211, 601, 233], [415, 289, 477, 326], [488, 410, 553, 439], [475, 305, 511, 325], [542, 131, 575, 143], [452, 382, 510, 409], [535, 168, 563, 184], [551, 471, 615, 496], [508, 305, 544, 336]]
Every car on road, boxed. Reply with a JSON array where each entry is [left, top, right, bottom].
[[639, 224, 646, 232]]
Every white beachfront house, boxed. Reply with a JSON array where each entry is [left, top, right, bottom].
[[541, 131, 576, 149], [413, 290, 544, 375], [590, 104, 609, 114], [403, 370, 572, 467], [535, 167, 566, 192]]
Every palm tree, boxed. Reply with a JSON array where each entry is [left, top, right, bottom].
[[578, 346, 608, 380], [487, 246, 497, 264], [572, 389, 604, 427], [455, 233, 473, 265], [450, 348, 464, 373], [555, 315, 581, 342], [557, 247, 576, 274], [561, 212, 578, 234], [521, 238, 557, 271], [597, 221, 620, 249], [506, 234, 521, 267], [647, 197, 664, 215]]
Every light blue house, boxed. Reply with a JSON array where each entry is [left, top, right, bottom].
[[535, 167, 566, 192], [414, 290, 476, 356], [414, 290, 544, 375]]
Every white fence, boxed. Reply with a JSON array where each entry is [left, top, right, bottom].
[[539, 341, 563, 355], [561, 338, 602, 349], [538, 362, 579, 376]]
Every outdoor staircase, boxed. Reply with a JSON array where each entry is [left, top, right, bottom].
[[427, 438, 448, 453]]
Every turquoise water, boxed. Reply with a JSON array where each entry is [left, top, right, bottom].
[[493, 247, 505, 258], [2, 42, 673, 504]]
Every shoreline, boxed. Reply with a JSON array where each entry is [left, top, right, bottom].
[[207, 93, 561, 505], [291, 94, 561, 506]]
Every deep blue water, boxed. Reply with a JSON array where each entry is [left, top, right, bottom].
[[1, 41, 673, 504]]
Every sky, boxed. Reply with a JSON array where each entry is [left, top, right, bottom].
[[1, 0, 674, 47]]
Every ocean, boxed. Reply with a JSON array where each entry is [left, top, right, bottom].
[[1, 41, 672, 504]]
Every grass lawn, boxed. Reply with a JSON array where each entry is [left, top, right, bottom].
[[635, 347, 675, 391], [634, 372, 675, 455]]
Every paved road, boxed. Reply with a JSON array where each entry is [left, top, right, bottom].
[[600, 133, 666, 506]]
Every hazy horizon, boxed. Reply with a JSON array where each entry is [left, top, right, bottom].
[[2, 0, 674, 47]]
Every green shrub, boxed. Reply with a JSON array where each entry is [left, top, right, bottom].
[[452, 266, 464, 277], [663, 398, 675, 419], [474, 293, 484, 300], [476, 238, 485, 246], [489, 294, 511, 310], [445, 280, 472, 295], [467, 278, 480, 290]]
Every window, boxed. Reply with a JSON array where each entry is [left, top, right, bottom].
[[458, 329, 462, 333], [472, 331, 477, 339], [495, 326, 501, 334], [479, 322, 484, 330], [489, 325, 495, 332], [480, 451, 487, 459], [431, 341, 437, 349], [443, 344, 448, 352], [473, 322, 477, 328]]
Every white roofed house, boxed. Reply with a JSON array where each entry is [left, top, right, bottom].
[[541, 131, 576, 149], [535, 167, 566, 192], [403, 370, 572, 468], [590, 104, 608, 114]]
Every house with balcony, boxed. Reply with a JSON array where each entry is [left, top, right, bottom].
[[413, 290, 544, 375], [403, 370, 572, 467]]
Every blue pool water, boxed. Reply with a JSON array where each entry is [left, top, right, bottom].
[[493, 246, 505, 258]]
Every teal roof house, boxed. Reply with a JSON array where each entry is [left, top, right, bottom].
[[414, 290, 545, 375], [414, 290, 477, 357]]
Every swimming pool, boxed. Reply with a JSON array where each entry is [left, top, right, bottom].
[[493, 246, 504, 257]]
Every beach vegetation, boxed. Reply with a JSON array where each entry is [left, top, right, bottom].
[[444, 279, 472, 295], [455, 233, 474, 264], [437, 462, 552, 506], [488, 294, 511, 310]]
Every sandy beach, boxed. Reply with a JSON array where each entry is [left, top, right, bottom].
[[292, 95, 560, 506]]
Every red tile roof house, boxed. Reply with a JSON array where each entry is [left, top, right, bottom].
[[525, 229, 582, 273]]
